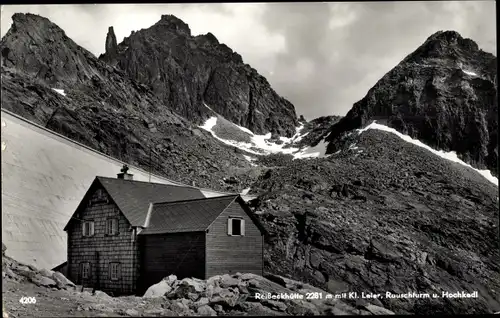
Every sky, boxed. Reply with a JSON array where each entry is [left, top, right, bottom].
[[1, 2, 496, 120]]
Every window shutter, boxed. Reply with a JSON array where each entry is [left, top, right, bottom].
[[82, 222, 86, 236], [227, 218, 233, 235], [90, 222, 95, 236], [113, 219, 118, 234], [241, 219, 245, 236]]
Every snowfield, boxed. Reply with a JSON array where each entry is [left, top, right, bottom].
[[293, 139, 330, 159], [51, 88, 67, 96], [462, 69, 478, 76], [199, 115, 329, 160], [358, 122, 498, 186], [200, 106, 498, 186], [201, 112, 497, 186]]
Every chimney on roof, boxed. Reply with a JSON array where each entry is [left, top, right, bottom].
[[117, 164, 134, 180]]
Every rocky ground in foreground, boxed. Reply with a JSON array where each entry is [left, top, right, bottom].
[[250, 129, 500, 315], [2, 246, 395, 317]]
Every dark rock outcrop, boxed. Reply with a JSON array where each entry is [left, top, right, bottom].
[[99, 15, 299, 136], [324, 30, 498, 176], [103, 26, 118, 62], [252, 128, 500, 315], [289, 115, 342, 149]]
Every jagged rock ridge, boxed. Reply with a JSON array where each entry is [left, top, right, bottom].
[[0, 13, 260, 192], [99, 14, 299, 137], [324, 30, 498, 176]]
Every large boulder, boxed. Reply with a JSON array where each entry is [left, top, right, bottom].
[[38, 268, 55, 278], [143, 280, 172, 298], [30, 274, 57, 288], [219, 274, 240, 288], [207, 286, 240, 308], [93, 291, 113, 301], [167, 277, 206, 299], [162, 274, 177, 286], [196, 305, 217, 316], [52, 272, 75, 289], [170, 300, 194, 315]]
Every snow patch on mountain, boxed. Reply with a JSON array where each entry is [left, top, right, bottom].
[[358, 122, 498, 186], [293, 139, 330, 159], [52, 88, 66, 96], [199, 116, 218, 131], [199, 116, 329, 160], [462, 69, 478, 76], [243, 154, 256, 162]]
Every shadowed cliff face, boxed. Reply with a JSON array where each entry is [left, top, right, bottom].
[[324, 30, 498, 176], [99, 14, 299, 137], [0, 13, 263, 193]]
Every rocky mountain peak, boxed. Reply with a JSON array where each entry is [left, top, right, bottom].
[[11, 12, 48, 26], [428, 30, 464, 42], [324, 29, 498, 176], [402, 30, 491, 69], [154, 14, 191, 36], [430, 30, 481, 53], [1, 13, 99, 85], [100, 14, 299, 137], [6, 13, 66, 40]]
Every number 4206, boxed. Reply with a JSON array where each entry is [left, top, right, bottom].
[[19, 297, 36, 305]]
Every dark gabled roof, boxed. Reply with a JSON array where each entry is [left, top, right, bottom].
[[96, 177, 206, 226], [138, 195, 239, 235], [64, 176, 207, 230]]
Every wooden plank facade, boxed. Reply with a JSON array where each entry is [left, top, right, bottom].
[[206, 201, 264, 278]]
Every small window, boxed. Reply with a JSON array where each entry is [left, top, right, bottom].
[[92, 189, 109, 203], [96, 189, 105, 199], [109, 262, 121, 281], [81, 262, 91, 279], [227, 217, 245, 236], [106, 218, 119, 236], [82, 221, 95, 237]]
